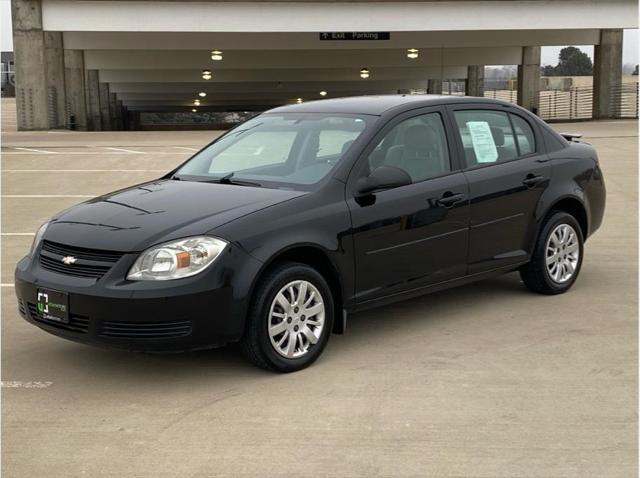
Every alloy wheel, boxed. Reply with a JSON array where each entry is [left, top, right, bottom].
[[268, 280, 325, 358], [545, 224, 580, 284]]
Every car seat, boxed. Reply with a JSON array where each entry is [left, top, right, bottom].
[[383, 124, 446, 181]]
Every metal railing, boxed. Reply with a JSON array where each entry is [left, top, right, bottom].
[[479, 84, 639, 121], [537, 84, 638, 121]]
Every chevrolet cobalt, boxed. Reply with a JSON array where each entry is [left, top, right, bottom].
[[15, 96, 606, 372]]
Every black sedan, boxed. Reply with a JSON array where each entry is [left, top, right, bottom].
[[15, 95, 606, 372]]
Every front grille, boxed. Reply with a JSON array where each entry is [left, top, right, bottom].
[[39, 255, 112, 278], [18, 299, 26, 317], [39, 240, 125, 279], [99, 320, 192, 339], [27, 302, 89, 334], [41, 241, 124, 263]]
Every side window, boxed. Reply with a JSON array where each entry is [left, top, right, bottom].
[[510, 114, 536, 155], [453, 110, 517, 166], [367, 112, 451, 183]]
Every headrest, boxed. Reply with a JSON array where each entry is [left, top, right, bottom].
[[490, 127, 505, 146], [404, 124, 435, 149], [341, 139, 355, 155]]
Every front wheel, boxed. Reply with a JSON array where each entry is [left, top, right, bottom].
[[241, 262, 334, 372], [520, 211, 584, 295]]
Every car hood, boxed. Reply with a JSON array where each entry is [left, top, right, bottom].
[[44, 179, 306, 252]]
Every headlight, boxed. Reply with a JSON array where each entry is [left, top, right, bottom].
[[29, 221, 49, 256], [127, 236, 228, 281]]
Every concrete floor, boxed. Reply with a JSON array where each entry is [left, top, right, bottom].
[[1, 98, 637, 476]]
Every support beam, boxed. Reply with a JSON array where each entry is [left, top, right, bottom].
[[85, 69, 102, 130], [593, 29, 623, 119], [64, 49, 88, 130], [466, 65, 485, 97], [12, 0, 48, 130], [43, 32, 66, 128], [116, 100, 124, 130], [428, 79, 443, 95], [109, 92, 118, 130], [98, 82, 111, 130], [517, 46, 540, 113]]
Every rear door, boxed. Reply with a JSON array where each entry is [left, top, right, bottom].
[[346, 107, 470, 304], [446, 104, 550, 274]]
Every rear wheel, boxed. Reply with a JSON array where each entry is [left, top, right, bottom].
[[520, 211, 584, 294], [241, 262, 334, 372]]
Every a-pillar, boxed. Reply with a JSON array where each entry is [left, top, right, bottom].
[[517, 46, 541, 113], [593, 29, 623, 119], [98, 83, 111, 131], [427, 79, 443, 95], [85, 70, 102, 131], [64, 50, 88, 130], [466, 65, 485, 97]]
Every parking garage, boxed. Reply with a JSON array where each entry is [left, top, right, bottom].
[[3, 1, 640, 477], [11, 0, 637, 131]]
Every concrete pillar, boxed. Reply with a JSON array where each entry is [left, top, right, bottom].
[[85, 69, 102, 131], [593, 29, 623, 119], [129, 111, 141, 131], [12, 0, 48, 130], [43, 32, 66, 129], [116, 100, 124, 130], [109, 93, 118, 130], [427, 79, 443, 95], [517, 46, 541, 113], [64, 50, 87, 130], [98, 82, 111, 131], [466, 65, 485, 97]]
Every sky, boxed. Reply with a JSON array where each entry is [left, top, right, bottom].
[[0, 0, 637, 66]]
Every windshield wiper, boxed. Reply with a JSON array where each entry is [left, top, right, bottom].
[[207, 172, 262, 187]]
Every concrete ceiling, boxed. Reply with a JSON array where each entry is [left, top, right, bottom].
[[38, 0, 638, 112]]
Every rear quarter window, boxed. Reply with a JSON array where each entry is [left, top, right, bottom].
[[510, 114, 536, 155]]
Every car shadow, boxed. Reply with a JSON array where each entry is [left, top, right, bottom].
[[39, 272, 529, 380]]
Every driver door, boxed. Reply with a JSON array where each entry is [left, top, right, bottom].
[[346, 107, 470, 305]]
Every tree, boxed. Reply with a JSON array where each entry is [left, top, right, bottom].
[[633, 64, 639, 76], [543, 47, 593, 76]]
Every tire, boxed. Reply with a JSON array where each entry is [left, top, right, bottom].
[[240, 262, 334, 372], [520, 211, 584, 295]]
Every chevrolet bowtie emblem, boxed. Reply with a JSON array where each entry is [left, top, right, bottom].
[[61, 256, 77, 265]]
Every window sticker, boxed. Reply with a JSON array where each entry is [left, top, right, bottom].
[[467, 121, 498, 163]]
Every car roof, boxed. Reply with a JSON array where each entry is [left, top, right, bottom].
[[266, 94, 515, 116]]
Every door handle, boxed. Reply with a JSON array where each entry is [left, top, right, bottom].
[[522, 174, 544, 188], [436, 192, 465, 208]]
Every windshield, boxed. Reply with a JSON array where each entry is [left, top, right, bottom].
[[175, 113, 372, 189]]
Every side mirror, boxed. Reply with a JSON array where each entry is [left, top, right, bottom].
[[356, 165, 412, 196]]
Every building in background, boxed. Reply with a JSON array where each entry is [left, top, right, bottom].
[[10, 0, 639, 131]]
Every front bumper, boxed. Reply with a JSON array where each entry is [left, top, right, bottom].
[[14, 245, 262, 352]]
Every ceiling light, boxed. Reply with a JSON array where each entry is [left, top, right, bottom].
[[296, 98, 303, 104], [198, 92, 207, 97], [202, 69, 212, 80], [194, 99, 201, 106], [211, 50, 223, 61], [191, 108, 197, 112], [360, 68, 370, 79], [319, 91, 327, 97], [407, 48, 419, 59]]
